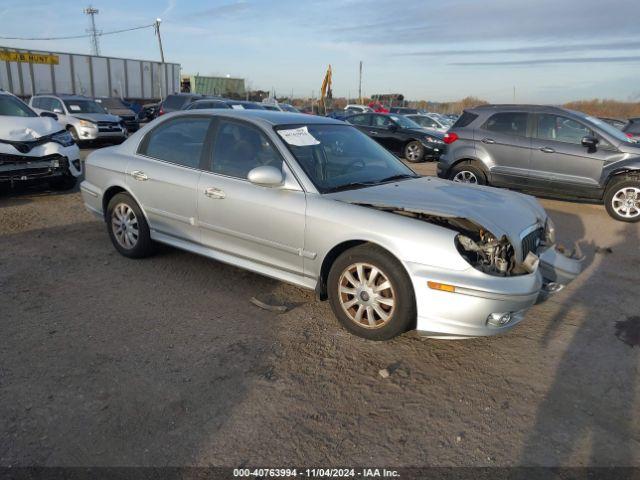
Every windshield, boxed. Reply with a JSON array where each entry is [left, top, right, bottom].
[[582, 114, 634, 144], [0, 95, 37, 117], [64, 99, 106, 114], [276, 124, 418, 193], [390, 114, 421, 129]]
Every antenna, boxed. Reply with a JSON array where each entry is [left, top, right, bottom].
[[84, 6, 101, 55]]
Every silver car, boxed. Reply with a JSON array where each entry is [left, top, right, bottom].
[[30, 94, 126, 143], [81, 111, 582, 340]]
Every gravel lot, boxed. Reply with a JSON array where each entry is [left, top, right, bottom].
[[1, 150, 639, 467]]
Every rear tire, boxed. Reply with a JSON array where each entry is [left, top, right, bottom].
[[106, 192, 154, 258], [404, 141, 425, 163], [449, 161, 487, 185], [604, 177, 640, 222], [327, 244, 416, 341]]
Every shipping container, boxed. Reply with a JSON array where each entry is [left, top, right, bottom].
[[180, 74, 245, 97], [0, 46, 180, 101]]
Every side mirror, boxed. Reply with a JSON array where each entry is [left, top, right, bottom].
[[40, 111, 58, 120], [581, 135, 599, 149], [247, 165, 283, 187]]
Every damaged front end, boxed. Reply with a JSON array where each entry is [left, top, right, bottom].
[[356, 202, 582, 284]]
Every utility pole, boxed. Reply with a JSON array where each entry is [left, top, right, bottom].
[[154, 18, 165, 100], [84, 6, 100, 56], [358, 61, 363, 105], [513, 86, 516, 103]]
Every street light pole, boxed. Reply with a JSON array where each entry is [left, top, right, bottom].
[[154, 18, 165, 100]]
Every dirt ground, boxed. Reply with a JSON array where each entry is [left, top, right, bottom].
[[1, 152, 639, 467]]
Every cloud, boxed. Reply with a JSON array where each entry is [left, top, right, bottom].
[[400, 40, 640, 57], [324, 0, 640, 45], [450, 56, 640, 66], [181, 1, 250, 20]]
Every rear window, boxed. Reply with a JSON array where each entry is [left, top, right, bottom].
[[482, 112, 528, 137], [163, 95, 192, 110], [452, 111, 478, 129], [624, 121, 640, 135]]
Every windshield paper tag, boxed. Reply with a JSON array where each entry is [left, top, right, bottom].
[[231, 105, 245, 110], [278, 126, 320, 146], [69, 105, 81, 111]]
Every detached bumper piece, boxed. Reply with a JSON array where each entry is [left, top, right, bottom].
[[0, 153, 69, 183]]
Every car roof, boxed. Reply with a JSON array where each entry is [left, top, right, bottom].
[[34, 93, 94, 100], [467, 104, 574, 114], [174, 109, 344, 126]]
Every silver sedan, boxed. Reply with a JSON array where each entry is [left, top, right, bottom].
[[80, 110, 583, 340]]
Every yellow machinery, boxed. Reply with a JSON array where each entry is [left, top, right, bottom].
[[319, 64, 333, 115]]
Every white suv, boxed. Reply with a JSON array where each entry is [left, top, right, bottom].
[[0, 90, 81, 190]]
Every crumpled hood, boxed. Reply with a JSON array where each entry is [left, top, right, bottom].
[[73, 113, 121, 123], [327, 176, 547, 244], [0, 116, 62, 141]]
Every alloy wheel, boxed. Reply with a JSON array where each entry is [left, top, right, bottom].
[[111, 203, 139, 249], [405, 143, 422, 162], [338, 262, 396, 329], [453, 170, 478, 184], [612, 187, 640, 219]]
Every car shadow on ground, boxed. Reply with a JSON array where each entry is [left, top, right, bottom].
[[520, 211, 639, 465]]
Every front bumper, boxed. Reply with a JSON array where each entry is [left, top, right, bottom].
[[0, 143, 81, 183], [76, 125, 126, 141], [407, 246, 583, 338]]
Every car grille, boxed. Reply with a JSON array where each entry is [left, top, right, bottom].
[[0, 153, 66, 166], [521, 228, 544, 259], [97, 121, 121, 133], [0, 154, 68, 180]]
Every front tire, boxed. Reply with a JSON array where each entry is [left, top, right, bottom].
[[404, 141, 425, 163], [449, 162, 487, 185], [327, 244, 416, 341], [106, 192, 154, 258], [604, 177, 640, 222]]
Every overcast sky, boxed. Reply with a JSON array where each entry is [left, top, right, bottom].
[[1, 0, 639, 103]]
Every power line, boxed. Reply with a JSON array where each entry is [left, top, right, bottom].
[[0, 23, 154, 41]]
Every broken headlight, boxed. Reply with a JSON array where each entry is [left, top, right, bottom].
[[455, 231, 516, 276], [544, 217, 556, 245], [51, 130, 75, 147]]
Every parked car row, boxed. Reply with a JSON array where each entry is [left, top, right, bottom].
[[344, 112, 446, 163], [158, 93, 300, 116], [439, 104, 640, 222]]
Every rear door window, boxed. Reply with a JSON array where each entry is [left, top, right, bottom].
[[482, 112, 528, 137], [140, 116, 212, 168], [347, 114, 370, 126]]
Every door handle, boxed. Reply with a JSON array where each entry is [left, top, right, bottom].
[[540, 147, 555, 153], [481, 138, 495, 144], [130, 170, 148, 181], [204, 187, 225, 199]]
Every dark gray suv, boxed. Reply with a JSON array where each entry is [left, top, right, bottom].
[[437, 105, 640, 222]]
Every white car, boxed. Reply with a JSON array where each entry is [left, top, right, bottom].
[[344, 104, 373, 114], [0, 90, 81, 190]]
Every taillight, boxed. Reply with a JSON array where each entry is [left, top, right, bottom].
[[158, 107, 165, 116], [626, 133, 633, 138], [443, 132, 459, 144]]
